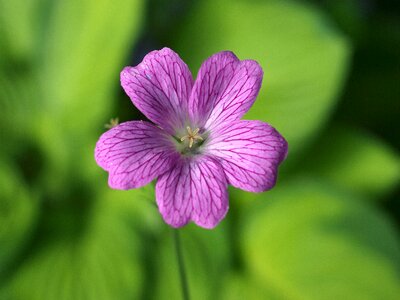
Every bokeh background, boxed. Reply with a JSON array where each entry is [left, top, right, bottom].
[[1, 0, 399, 299]]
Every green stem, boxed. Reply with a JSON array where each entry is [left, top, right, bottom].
[[173, 229, 190, 300]]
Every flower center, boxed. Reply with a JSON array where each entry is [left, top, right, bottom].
[[180, 126, 204, 148]]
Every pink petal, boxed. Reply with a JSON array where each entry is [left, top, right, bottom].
[[155, 156, 228, 229], [188, 51, 238, 126], [95, 121, 179, 190], [206, 120, 288, 192], [121, 48, 193, 134], [189, 51, 263, 130]]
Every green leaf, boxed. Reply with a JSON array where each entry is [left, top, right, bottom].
[[154, 223, 231, 300], [0, 160, 38, 276], [171, 0, 350, 155], [98, 183, 163, 234], [39, 0, 145, 132], [0, 0, 40, 62], [220, 273, 281, 300], [240, 178, 400, 300], [298, 126, 400, 199], [13, 0, 146, 195], [1, 187, 146, 300], [1, 0, 145, 191], [0, 69, 42, 153]]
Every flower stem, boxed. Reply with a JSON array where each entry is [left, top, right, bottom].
[[173, 229, 190, 300]]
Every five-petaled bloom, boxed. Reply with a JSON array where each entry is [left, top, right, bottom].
[[95, 48, 288, 229]]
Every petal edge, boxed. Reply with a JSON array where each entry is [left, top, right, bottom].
[[95, 121, 179, 190], [206, 120, 288, 192], [121, 48, 193, 134], [189, 51, 263, 130], [155, 156, 229, 229]]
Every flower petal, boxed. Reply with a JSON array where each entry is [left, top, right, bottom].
[[189, 51, 263, 130], [206, 120, 288, 192], [188, 51, 238, 126], [155, 156, 228, 229], [121, 48, 193, 134], [95, 121, 179, 190]]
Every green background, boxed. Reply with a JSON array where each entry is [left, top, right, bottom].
[[0, 0, 399, 299]]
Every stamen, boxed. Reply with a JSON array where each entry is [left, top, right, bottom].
[[105, 117, 119, 129], [180, 126, 203, 148], [192, 128, 200, 135]]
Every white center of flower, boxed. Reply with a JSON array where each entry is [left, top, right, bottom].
[[180, 126, 203, 148]]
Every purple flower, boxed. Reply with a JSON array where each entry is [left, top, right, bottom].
[[95, 48, 288, 229]]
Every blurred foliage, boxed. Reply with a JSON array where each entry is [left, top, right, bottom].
[[240, 178, 400, 300], [297, 125, 400, 199], [1, 195, 145, 300], [154, 223, 231, 300], [0, 160, 38, 277], [170, 0, 350, 157], [0, 0, 399, 300]]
